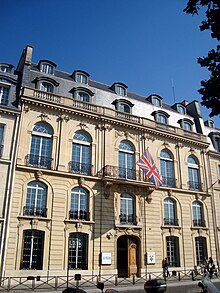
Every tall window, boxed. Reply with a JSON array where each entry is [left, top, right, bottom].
[[0, 85, 9, 105], [0, 125, 4, 157], [24, 181, 47, 217], [120, 192, 135, 225], [160, 149, 175, 187], [70, 187, 89, 221], [41, 63, 54, 74], [71, 131, 92, 175], [77, 92, 90, 102], [192, 201, 205, 227], [164, 198, 177, 226], [39, 82, 54, 92], [69, 232, 88, 269], [76, 73, 87, 84], [166, 236, 180, 267], [195, 237, 207, 266], [20, 230, 44, 270], [188, 155, 201, 190], [116, 85, 126, 96], [118, 141, 135, 179], [28, 123, 53, 169]]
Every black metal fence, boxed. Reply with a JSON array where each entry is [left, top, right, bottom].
[[0, 269, 217, 292]]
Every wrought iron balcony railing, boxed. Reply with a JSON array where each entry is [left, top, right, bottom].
[[23, 206, 47, 217], [26, 154, 53, 169], [69, 161, 92, 176], [164, 218, 179, 226], [193, 219, 206, 227], [161, 176, 176, 188], [119, 214, 137, 225], [188, 180, 202, 191], [99, 165, 150, 182], [69, 210, 90, 221]]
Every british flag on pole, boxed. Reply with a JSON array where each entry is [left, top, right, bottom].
[[137, 148, 163, 188]]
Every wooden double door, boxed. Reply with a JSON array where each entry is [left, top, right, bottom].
[[117, 235, 140, 278]]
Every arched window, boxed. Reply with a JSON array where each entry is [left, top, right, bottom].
[[188, 155, 201, 190], [120, 192, 136, 225], [177, 105, 186, 114], [166, 236, 180, 267], [76, 73, 88, 84], [77, 92, 90, 102], [116, 85, 126, 96], [164, 198, 177, 226], [70, 187, 89, 221], [70, 131, 92, 175], [39, 82, 54, 93], [20, 230, 44, 270], [160, 149, 175, 187], [157, 113, 167, 124], [69, 232, 88, 269], [192, 201, 205, 227], [152, 97, 161, 106], [118, 141, 135, 179], [195, 236, 207, 266], [28, 123, 53, 169], [24, 181, 47, 217]]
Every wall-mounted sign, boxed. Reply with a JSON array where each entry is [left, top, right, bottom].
[[101, 252, 112, 265], [147, 252, 156, 264]]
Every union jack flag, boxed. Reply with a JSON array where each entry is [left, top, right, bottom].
[[137, 148, 163, 188]]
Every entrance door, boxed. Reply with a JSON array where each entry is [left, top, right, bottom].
[[117, 235, 139, 277]]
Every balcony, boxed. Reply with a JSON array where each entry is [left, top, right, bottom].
[[115, 111, 141, 124], [100, 165, 148, 182], [69, 210, 90, 221], [164, 218, 179, 226], [193, 219, 206, 227], [188, 180, 202, 191], [162, 176, 176, 188], [119, 214, 137, 225], [23, 206, 47, 217], [69, 161, 92, 176], [0, 144, 3, 158], [26, 154, 53, 169]]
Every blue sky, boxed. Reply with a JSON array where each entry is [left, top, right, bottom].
[[1, 0, 219, 127]]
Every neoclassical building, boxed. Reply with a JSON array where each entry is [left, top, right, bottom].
[[2, 45, 220, 278]]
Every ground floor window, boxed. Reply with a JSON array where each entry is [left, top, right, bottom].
[[195, 236, 207, 265], [166, 236, 180, 267], [69, 232, 88, 270], [20, 229, 44, 270]]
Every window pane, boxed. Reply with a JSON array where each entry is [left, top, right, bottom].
[[25, 182, 47, 217], [70, 188, 89, 220], [0, 86, 9, 105], [21, 230, 44, 270], [69, 233, 88, 269], [195, 237, 207, 266]]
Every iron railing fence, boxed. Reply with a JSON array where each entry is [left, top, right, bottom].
[[0, 269, 216, 291]]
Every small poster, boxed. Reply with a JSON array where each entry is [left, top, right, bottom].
[[147, 252, 156, 264], [101, 252, 112, 265]]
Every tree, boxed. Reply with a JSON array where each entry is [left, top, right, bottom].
[[184, 0, 220, 117]]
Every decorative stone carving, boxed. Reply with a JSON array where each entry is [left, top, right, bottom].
[[168, 190, 173, 197], [35, 170, 43, 180], [31, 219, 38, 229], [39, 112, 50, 121], [79, 122, 88, 130], [103, 180, 113, 199], [78, 177, 85, 186], [23, 105, 30, 113]]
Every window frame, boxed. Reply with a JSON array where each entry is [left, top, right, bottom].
[[68, 232, 88, 270], [166, 236, 180, 267], [164, 198, 177, 226], [192, 200, 205, 227], [120, 192, 136, 225], [70, 187, 89, 221], [0, 83, 10, 106], [187, 155, 201, 190], [160, 149, 175, 187], [195, 236, 207, 266], [20, 229, 44, 270], [118, 140, 135, 180]]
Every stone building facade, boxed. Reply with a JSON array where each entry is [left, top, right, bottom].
[[2, 45, 220, 278]]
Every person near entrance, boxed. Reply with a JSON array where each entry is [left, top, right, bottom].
[[162, 257, 170, 279]]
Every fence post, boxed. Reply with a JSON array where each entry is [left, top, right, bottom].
[[178, 272, 181, 281], [32, 278, 35, 291], [7, 277, 11, 292], [132, 274, 135, 285], [55, 276, 58, 290], [149, 274, 151, 280], [115, 275, 118, 286]]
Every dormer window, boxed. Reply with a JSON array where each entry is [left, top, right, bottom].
[[0, 63, 13, 74], [72, 87, 94, 103], [177, 105, 186, 115], [38, 60, 56, 75], [178, 119, 193, 131], [146, 94, 162, 107], [73, 70, 90, 84], [209, 132, 220, 152], [35, 77, 59, 93], [205, 119, 215, 128], [111, 82, 128, 97], [112, 99, 134, 114], [152, 110, 169, 124]]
